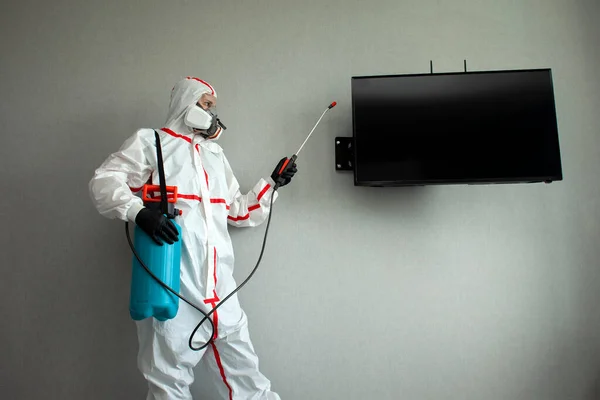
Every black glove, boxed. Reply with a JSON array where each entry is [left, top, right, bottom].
[[271, 157, 298, 188], [135, 207, 179, 246]]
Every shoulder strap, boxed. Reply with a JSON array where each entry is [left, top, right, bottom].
[[153, 130, 168, 215]]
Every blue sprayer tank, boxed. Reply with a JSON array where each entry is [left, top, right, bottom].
[[129, 219, 182, 321], [129, 130, 182, 321]]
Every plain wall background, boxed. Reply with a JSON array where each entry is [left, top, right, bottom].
[[2, 0, 599, 399]]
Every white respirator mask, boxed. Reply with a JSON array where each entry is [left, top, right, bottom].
[[184, 104, 227, 138]]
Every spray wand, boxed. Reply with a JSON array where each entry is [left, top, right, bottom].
[[273, 102, 337, 189]]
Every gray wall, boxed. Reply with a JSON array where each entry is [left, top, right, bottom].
[[2, 0, 599, 399]]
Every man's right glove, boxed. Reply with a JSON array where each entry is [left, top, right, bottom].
[[135, 207, 179, 246]]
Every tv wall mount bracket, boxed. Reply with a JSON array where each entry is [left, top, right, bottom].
[[335, 137, 354, 171], [430, 59, 469, 74]]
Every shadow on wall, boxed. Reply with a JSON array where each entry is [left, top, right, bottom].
[[332, 175, 433, 220], [575, 1, 600, 399], [588, 373, 600, 400]]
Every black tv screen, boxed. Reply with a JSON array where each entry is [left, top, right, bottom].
[[351, 69, 563, 186]]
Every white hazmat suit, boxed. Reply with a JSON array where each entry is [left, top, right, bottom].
[[89, 77, 281, 400]]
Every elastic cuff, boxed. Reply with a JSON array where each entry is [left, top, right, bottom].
[[266, 178, 279, 202], [126, 202, 145, 223]]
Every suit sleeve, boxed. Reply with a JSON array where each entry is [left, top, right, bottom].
[[223, 154, 278, 228], [89, 129, 154, 222]]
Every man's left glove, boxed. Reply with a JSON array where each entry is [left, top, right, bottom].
[[271, 157, 298, 188]]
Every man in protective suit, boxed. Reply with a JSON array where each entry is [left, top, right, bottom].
[[89, 77, 295, 399]]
